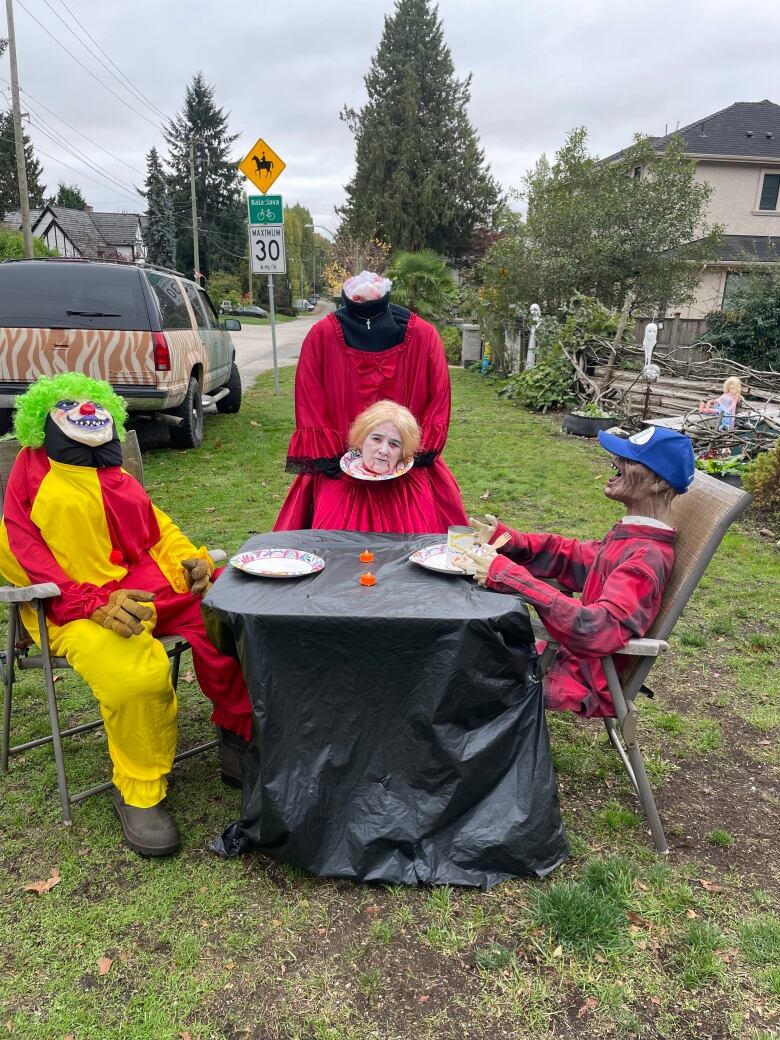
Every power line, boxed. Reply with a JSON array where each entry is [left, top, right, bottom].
[[0, 74, 146, 177], [37, 0, 169, 125], [28, 115, 143, 203], [54, 0, 169, 123], [14, 0, 165, 131]]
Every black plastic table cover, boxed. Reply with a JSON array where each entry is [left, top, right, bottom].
[[203, 530, 568, 888]]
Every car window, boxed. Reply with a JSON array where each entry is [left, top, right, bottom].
[[146, 272, 192, 331], [198, 289, 222, 328], [183, 283, 220, 331], [0, 262, 149, 330]]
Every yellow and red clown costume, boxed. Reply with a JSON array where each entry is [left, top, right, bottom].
[[0, 374, 251, 810]]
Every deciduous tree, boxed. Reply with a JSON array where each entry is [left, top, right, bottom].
[[477, 130, 722, 324], [339, 0, 499, 258]]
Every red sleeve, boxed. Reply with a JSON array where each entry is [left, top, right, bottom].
[[418, 325, 451, 454], [491, 521, 601, 593], [3, 450, 111, 625], [486, 551, 668, 656], [285, 324, 343, 466]]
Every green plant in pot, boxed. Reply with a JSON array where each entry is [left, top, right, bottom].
[[562, 400, 618, 438], [695, 453, 749, 487]]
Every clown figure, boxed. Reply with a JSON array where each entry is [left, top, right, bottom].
[[0, 374, 252, 856]]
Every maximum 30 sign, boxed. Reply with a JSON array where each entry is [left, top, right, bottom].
[[250, 225, 286, 274]]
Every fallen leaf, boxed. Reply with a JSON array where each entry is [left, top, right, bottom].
[[758, 739, 771, 746], [5, 1025, 13, 1035], [698, 879, 725, 893], [23, 868, 61, 895], [250, 420, 261, 428], [686, 909, 698, 919], [418, 994, 430, 1004], [205, 506, 216, 513], [650, 996, 661, 1006], [594, 953, 608, 964], [300, 899, 310, 907], [180, 670, 197, 684], [317, 927, 327, 935], [627, 911, 650, 928], [97, 957, 112, 976], [552, 944, 563, 958], [364, 905, 381, 915], [224, 960, 236, 971], [181, 1033, 192, 1040], [479, 490, 490, 500], [116, 951, 132, 962], [635, 881, 648, 891], [271, 919, 282, 928], [577, 997, 598, 1018]]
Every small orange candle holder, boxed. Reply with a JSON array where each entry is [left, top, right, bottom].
[[359, 549, 375, 563], [359, 571, 377, 586]]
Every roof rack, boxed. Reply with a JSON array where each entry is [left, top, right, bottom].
[[0, 256, 190, 280]]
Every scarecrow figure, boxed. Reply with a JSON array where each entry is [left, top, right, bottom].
[[0, 374, 251, 856]]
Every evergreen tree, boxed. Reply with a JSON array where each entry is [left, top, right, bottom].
[[51, 182, 87, 209], [0, 110, 46, 221], [339, 0, 499, 259], [163, 72, 245, 281], [142, 147, 176, 268]]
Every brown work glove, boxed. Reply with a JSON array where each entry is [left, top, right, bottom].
[[90, 589, 156, 638], [182, 557, 212, 597]]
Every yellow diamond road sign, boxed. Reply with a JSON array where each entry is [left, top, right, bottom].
[[238, 137, 286, 194]]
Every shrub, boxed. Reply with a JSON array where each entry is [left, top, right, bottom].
[[438, 325, 461, 365], [572, 402, 616, 418], [742, 445, 780, 517]]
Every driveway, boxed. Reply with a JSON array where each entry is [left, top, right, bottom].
[[231, 302, 334, 389]]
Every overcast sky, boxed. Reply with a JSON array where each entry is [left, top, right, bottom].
[[3, 0, 779, 235]]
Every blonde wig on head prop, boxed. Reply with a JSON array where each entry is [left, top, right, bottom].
[[13, 373, 128, 448], [348, 400, 420, 463]]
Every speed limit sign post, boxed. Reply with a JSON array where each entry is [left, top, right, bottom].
[[246, 193, 285, 392]]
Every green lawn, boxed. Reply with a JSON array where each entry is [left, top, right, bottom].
[[1, 368, 778, 1040], [226, 312, 297, 326]]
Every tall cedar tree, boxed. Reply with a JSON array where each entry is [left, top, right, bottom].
[[164, 73, 245, 281], [51, 182, 87, 209], [142, 147, 176, 269], [340, 0, 499, 259], [0, 110, 46, 221]]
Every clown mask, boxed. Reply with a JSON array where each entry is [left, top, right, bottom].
[[49, 398, 115, 447]]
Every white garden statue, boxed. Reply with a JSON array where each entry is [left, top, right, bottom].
[[526, 303, 542, 370], [642, 322, 660, 383]]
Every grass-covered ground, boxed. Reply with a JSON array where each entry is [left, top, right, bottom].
[[1, 368, 778, 1040]]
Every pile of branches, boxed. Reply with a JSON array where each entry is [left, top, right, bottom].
[[680, 407, 780, 462]]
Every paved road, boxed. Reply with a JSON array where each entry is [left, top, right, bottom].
[[231, 302, 334, 389]]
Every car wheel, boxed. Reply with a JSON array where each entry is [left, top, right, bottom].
[[216, 362, 242, 414], [169, 376, 204, 449], [0, 408, 13, 436]]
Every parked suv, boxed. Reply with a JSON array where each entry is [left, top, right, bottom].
[[0, 259, 243, 448]]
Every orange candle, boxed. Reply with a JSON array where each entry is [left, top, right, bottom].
[[359, 549, 375, 563], [359, 571, 377, 586]]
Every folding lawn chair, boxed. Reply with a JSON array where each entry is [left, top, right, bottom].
[[0, 430, 221, 824], [532, 470, 752, 853]]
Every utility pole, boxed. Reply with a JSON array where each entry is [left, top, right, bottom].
[[5, 0, 33, 258], [189, 139, 200, 284]]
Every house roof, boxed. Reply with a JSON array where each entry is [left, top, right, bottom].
[[608, 100, 780, 162], [26, 205, 144, 258], [90, 211, 142, 246], [711, 234, 779, 262]]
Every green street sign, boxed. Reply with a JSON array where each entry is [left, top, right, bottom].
[[248, 194, 283, 225]]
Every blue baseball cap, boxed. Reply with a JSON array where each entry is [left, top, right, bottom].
[[597, 426, 695, 494]]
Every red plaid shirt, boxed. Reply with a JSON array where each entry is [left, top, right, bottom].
[[486, 520, 676, 717]]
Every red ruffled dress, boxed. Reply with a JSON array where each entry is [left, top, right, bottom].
[[274, 312, 467, 534]]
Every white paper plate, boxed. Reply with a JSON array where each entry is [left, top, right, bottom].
[[408, 542, 463, 575], [229, 548, 325, 578], [340, 449, 414, 482]]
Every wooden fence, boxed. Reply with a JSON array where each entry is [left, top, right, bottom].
[[634, 317, 710, 367]]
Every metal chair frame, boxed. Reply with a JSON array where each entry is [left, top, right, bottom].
[[0, 430, 219, 823]]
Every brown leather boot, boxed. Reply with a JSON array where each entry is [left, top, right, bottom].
[[113, 788, 180, 856], [217, 726, 248, 788]]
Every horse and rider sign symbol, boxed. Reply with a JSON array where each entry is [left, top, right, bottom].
[[238, 137, 286, 194]]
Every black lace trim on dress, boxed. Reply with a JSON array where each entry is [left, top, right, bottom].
[[414, 449, 438, 468], [285, 454, 343, 478]]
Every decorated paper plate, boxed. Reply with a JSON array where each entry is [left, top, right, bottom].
[[340, 449, 414, 482], [408, 542, 462, 575], [229, 548, 325, 578]]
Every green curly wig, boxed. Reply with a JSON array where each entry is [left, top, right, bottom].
[[14, 373, 128, 448]]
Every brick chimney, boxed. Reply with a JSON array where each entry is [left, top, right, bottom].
[[84, 205, 93, 214]]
